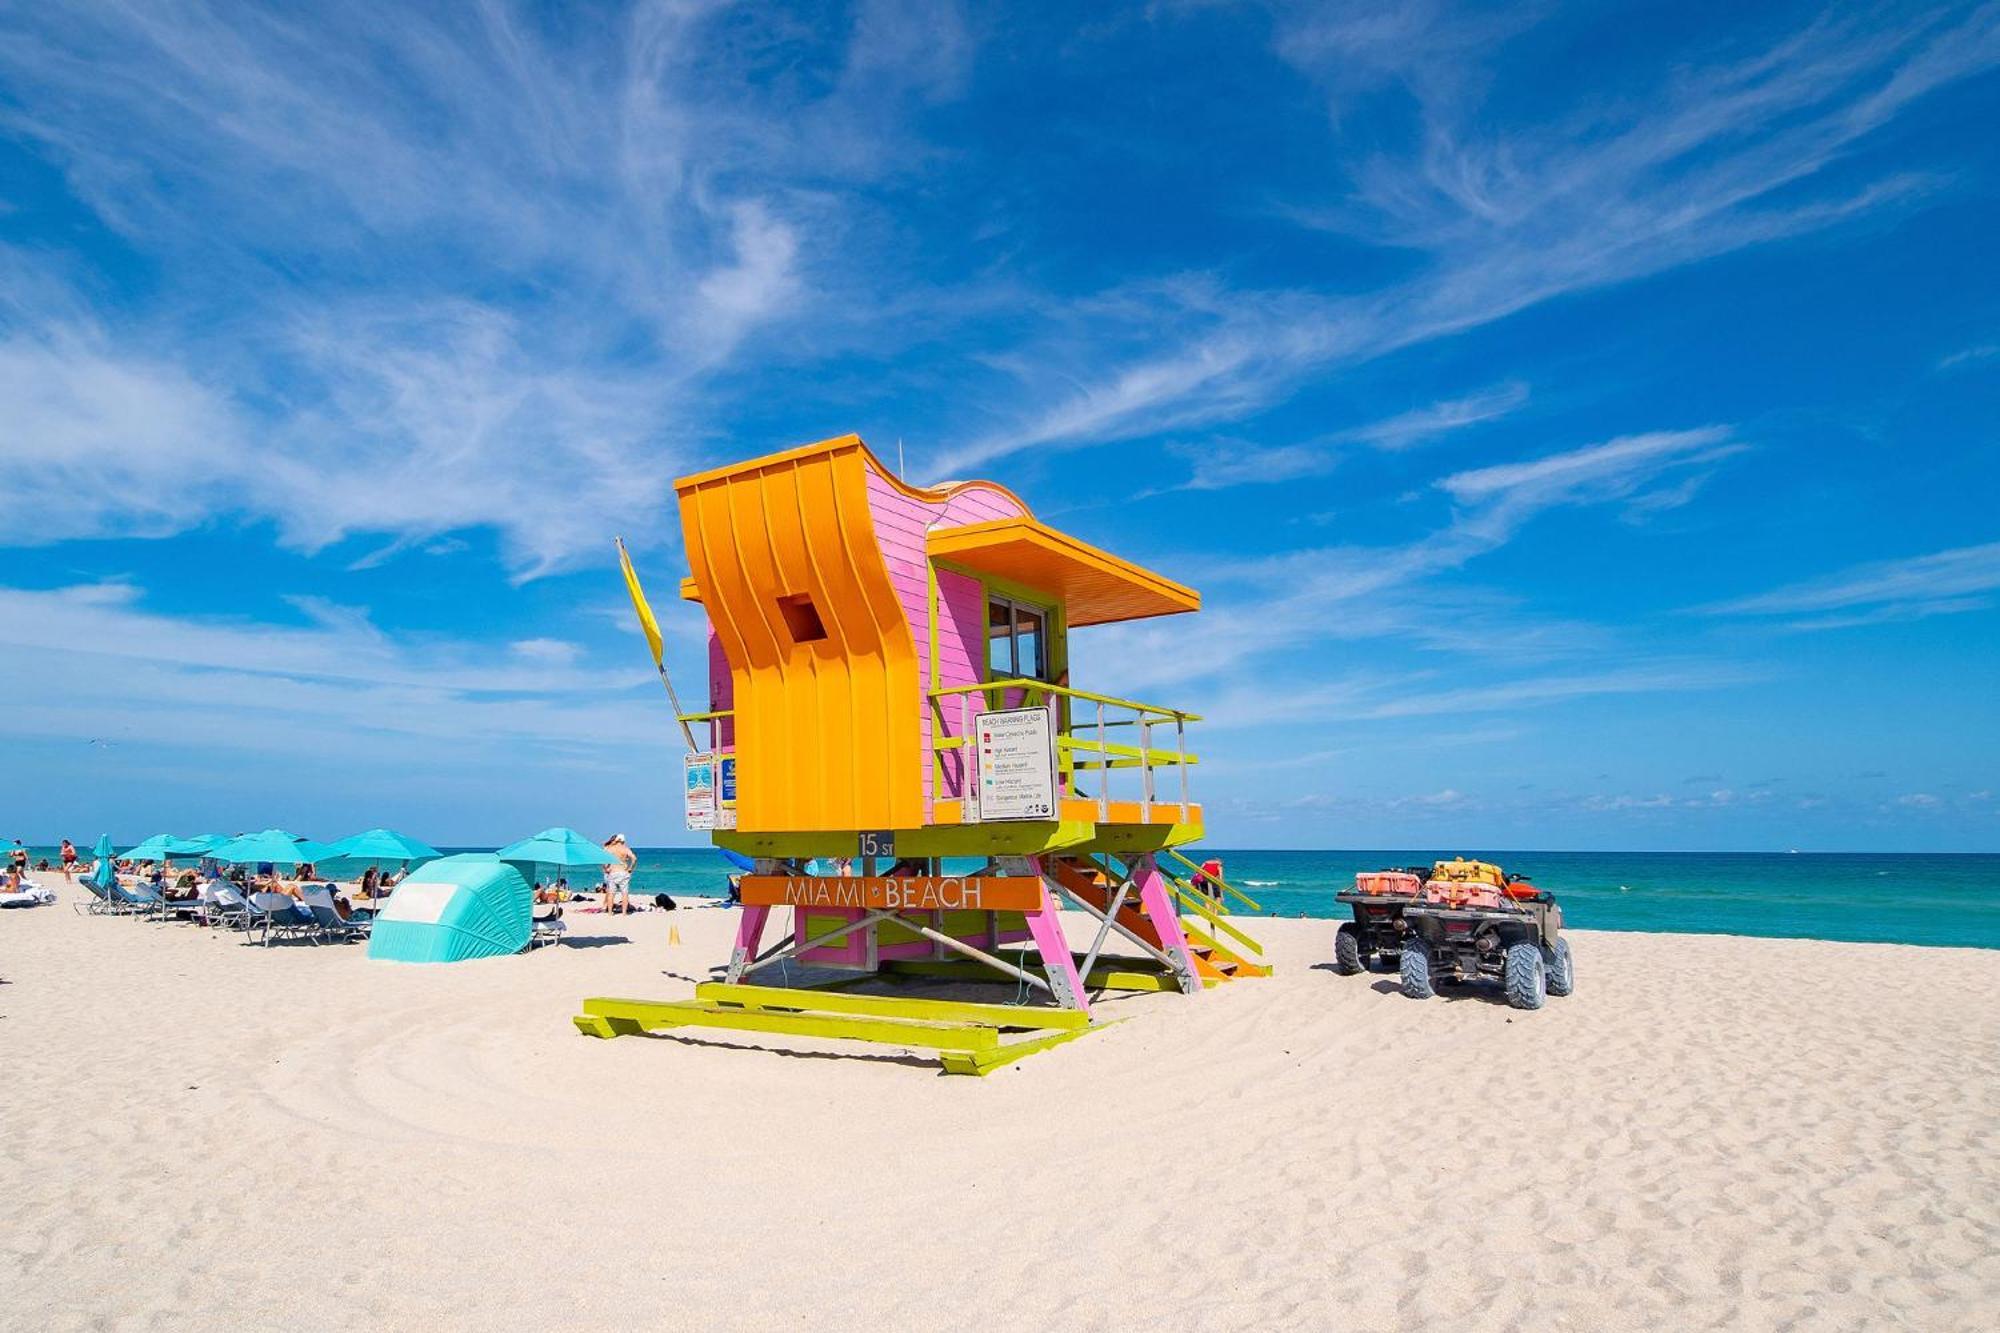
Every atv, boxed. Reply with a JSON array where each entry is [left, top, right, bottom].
[[1332, 868, 1427, 974], [1397, 861, 1573, 1010]]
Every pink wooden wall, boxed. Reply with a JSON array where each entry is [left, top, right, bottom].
[[707, 629, 735, 750], [865, 470, 1024, 806]]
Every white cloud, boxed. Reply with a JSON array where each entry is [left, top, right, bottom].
[[1705, 541, 2000, 628], [1341, 381, 1530, 451], [934, 6, 1996, 473], [0, 581, 661, 765], [1169, 380, 1529, 491], [1938, 342, 1998, 370], [1438, 426, 1745, 536], [0, 1, 970, 575], [0, 324, 248, 544], [1086, 424, 1745, 698]]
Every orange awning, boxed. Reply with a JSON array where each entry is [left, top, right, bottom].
[[927, 518, 1199, 626]]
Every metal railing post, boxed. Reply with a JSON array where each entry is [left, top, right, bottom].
[[1140, 715, 1154, 822], [1176, 715, 1189, 820], [1097, 700, 1109, 820], [960, 694, 973, 817]]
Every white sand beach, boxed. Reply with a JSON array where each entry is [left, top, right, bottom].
[[3, 900, 1996, 1331]]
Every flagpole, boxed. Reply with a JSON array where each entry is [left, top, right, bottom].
[[617, 537, 700, 751], [653, 658, 700, 752]]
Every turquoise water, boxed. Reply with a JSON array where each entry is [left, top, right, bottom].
[[21, 843, 1996, 949], [625, 847, 2000, 950]]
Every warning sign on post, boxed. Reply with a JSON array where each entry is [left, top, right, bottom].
[[972, 706, 1058, 821], [684, 752, 717, 830]]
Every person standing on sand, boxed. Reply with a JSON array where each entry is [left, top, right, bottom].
[[8, 841, 27, 878], [59, 839, 77, 881], [604, 834, 637, 914]]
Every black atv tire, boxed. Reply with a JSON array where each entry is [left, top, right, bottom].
[[1400, 938, 1435, 999], [1503, 940, 1546, 1010], [1334, 923, 1364, 975], [1543, 937, 1574, 997]]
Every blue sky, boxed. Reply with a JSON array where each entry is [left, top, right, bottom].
[[1, 1, 1996, 851]]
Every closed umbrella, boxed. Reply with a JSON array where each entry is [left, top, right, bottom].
[[87, 833, 118, 891], [495, 827, 615, 902]]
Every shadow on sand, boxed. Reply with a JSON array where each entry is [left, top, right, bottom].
[[632, 1029, 937, 1071]]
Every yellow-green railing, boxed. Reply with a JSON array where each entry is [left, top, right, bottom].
[[1165, 847, 1262, 913], [928, 678, 1199, 823], [677, 708, 733, 752]]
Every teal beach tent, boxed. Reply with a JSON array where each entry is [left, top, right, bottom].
[[367, 854, 532, 963]]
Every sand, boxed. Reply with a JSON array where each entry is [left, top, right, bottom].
[[2, 893, 1996, 1331]]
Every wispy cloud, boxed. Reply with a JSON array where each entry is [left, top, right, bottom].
[[1079, 424, 1748, 699], [1168, 380, 1528, 491], [933, 5, 1997, 474], [1705, 540, 2000, 628], [0, 581, 658, 761], [0, 1, 970, 575], [1438, 426, 1745, 534], [1938, 342, 1998, 369]]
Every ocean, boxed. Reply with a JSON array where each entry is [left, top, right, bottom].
[[20, 843, 1997, 950]]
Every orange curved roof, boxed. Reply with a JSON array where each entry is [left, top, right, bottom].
[[675, 434, 1198, 625]]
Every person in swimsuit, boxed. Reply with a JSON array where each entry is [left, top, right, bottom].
[[60, 839, 78, 881], [603, 834, 637, 914]]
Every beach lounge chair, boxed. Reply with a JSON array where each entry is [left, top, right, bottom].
[[1, 879, 56, 908], [302, 888, 367, 944], [110, 880, 164, 917], [247, 891, 317, 946], [201, 884, 251, 931], [530, 903, 566, 949], [74, 876, 113, 915]]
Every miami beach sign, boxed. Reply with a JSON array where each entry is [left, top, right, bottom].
[[737, 875, 1042, 912]]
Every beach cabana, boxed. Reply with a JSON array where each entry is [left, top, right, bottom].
[[367, 854, 532, 964]]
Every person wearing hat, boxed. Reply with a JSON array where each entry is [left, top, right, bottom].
[[603, 834, 637, 915]]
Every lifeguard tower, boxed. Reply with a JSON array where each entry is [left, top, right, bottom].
[[575, 434, 1267, 1073]]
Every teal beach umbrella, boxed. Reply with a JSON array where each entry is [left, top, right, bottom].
[[493, 828, 616, 871], [122, 833, 209, 861], [494, 827, 615, 895], [323, 828, 440, 903], [209, 829, 333, 867], [322, 828, 441, 865]]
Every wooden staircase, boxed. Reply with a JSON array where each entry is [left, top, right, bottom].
[[1049, 854, 1271, 984]]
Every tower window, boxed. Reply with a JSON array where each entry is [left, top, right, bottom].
[[776, 593, 827, 643]]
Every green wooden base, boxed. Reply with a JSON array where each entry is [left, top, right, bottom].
[[939, 1022, 1112, 1076], [574, 983, 1106, 1074]]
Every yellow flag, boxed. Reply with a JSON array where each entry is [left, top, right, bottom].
[[616, 537, 665, 670]]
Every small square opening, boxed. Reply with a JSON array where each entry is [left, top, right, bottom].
[[776, 593, 827, 643]]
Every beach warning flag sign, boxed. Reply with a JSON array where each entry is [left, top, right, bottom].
[[617, 537, 698, 751], [617, 537, 665, 670]]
